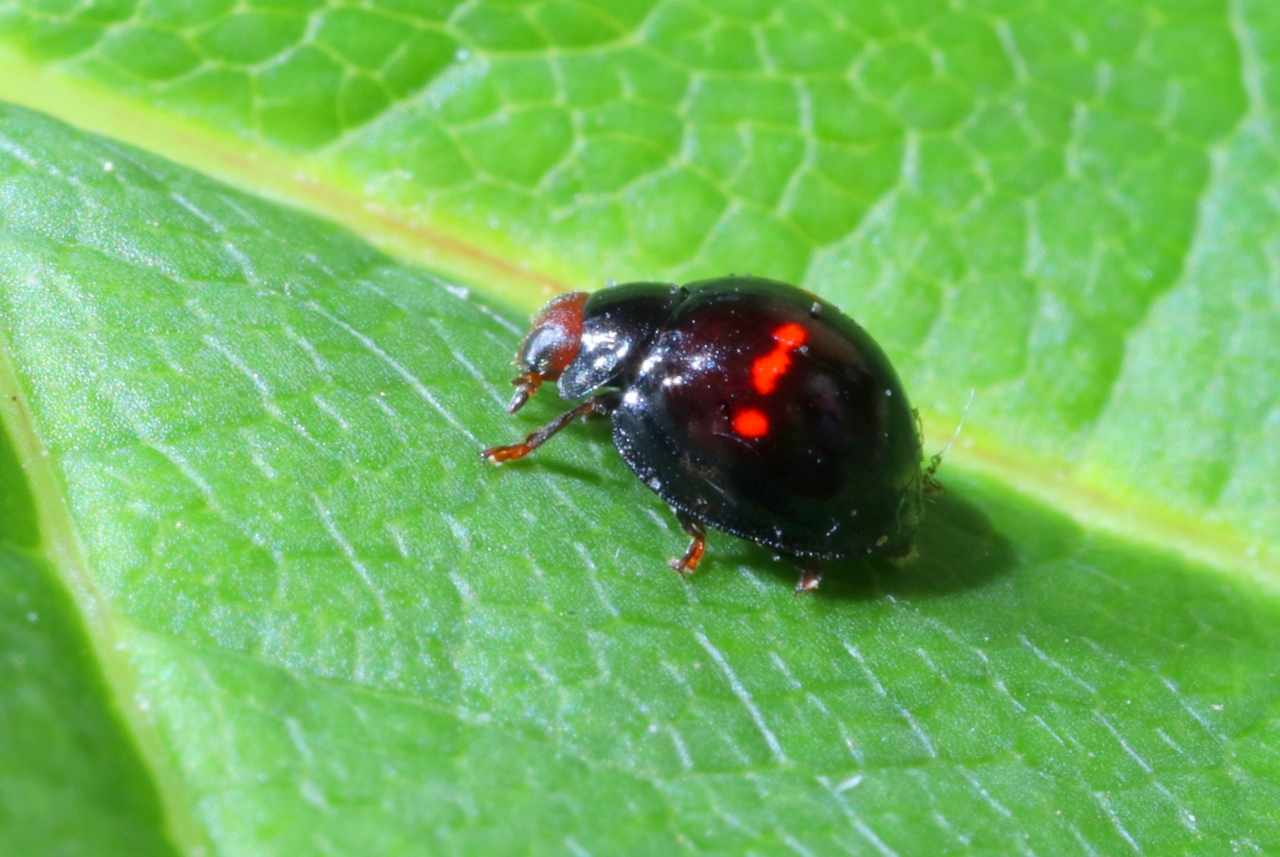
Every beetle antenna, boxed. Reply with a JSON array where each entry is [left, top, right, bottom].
[[923, 389, 974, 486]]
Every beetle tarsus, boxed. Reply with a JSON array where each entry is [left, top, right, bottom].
[[794, 566, 822, 593], [669, 513, 707, 576], [922, 451, 946, 496]]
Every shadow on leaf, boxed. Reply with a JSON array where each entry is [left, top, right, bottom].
[[737, 486, 1015, 600]]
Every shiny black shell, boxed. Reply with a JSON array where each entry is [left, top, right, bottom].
[[561, 276, 924, 559]]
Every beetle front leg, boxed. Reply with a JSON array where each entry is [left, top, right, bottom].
[[481, 392, 619, 464]]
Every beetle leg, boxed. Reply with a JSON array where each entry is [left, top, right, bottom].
[[481, 392, 619, 464], [794, 562, 822, 594], [922, 455, 946, 496], [668, 512, 707, 576]]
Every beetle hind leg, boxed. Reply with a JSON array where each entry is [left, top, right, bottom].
[[668, 512, 707, 577], [794, 560, 823, 594]]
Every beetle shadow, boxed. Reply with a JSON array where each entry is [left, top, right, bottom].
[[743, 487, 1016, 600], [501, 454, 615, 487]]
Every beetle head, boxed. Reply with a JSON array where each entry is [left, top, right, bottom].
[[508, 291, 588, 412]]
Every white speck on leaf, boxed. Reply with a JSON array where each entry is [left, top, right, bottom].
[[835, 775, 863, 793]]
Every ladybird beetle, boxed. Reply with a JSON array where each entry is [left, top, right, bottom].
[[481, 276, 932, 592]]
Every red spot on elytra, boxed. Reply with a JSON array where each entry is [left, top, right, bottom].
[[733, 407, 770, 438], [751, 322, 807, 395]]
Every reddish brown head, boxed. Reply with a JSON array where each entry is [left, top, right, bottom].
[[507, 291, 588, 413]]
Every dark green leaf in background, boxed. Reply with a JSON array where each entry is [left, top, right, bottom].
[[0, 0, 1277, 854]]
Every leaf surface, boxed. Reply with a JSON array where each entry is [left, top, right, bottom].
[[0, 0, 1277, 853]]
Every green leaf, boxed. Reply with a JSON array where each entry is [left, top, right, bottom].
[[0, 548, 176, 856], [0, 0, 1277, 853]]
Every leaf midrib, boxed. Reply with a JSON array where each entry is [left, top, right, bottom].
[[0, 339, 209, 855], [950, 424, 1279, 591]]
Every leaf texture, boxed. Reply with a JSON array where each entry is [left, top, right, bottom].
[[0, 0, 1276, 853]]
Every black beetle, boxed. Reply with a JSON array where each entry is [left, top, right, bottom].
[[482, 276, 933, 592]]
